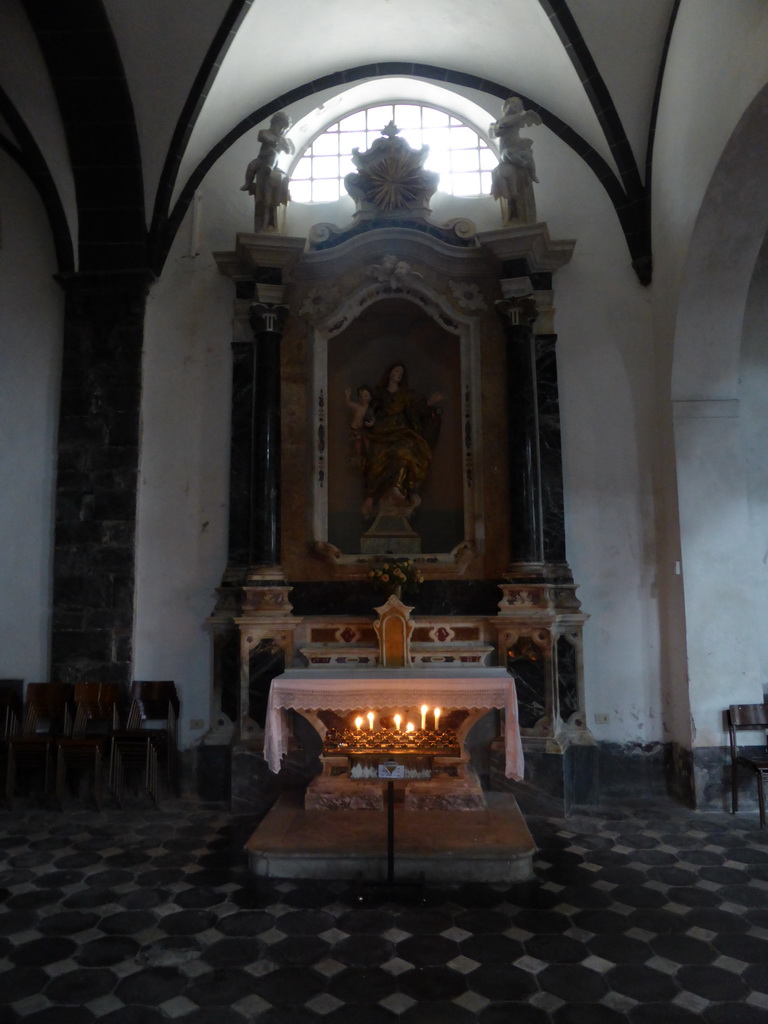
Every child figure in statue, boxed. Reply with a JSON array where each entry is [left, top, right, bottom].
[[241, 111, 295, 233], [344, 384, 375, 466]]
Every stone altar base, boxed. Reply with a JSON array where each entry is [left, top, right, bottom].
[[305, 762, 486, 813], [245, 791, 535, 883]]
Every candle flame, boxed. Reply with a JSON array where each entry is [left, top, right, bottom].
[[367, 711, 374, 731], [354, 716, 363, 730], [434, 707, 442, 729], [394, 714, 401, 731], [406, 722, 415, 733]]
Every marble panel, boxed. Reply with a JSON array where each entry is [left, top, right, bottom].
[[305, 776, 385, 811], [248, 639, 286, 726], [288, 580, 502, 617], [690, 744, 734, 813], [556, 634, 579, 721], [535, 334, 566, 563], [228, 342, 254, 566], [504, 325, 540, 563], [404, 766, 486, 811], [230, 743, 281, 816], [197, 744, 231, 801], [506, 636, 547, 730], [251, 331, 282, 566]]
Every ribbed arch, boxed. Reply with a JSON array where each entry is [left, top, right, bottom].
[[157, 62, 650, 281], [23, 0, 146, 273], [0, 82, 74, 273]]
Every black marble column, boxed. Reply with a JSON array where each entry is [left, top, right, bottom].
[[227, 301, 288, 573], [536, 333, 566, 564], [227, 342, 255, 568], [504, 321, 542, 564], [499, 300, 567, 569], [248, 301, 286, 569], [52, 271, 151, 686]]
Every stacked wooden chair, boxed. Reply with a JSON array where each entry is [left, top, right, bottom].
[[109, 680, 180, 806], [55, 683, 121, 808], [0, 682, 23, 801], [5, 683, 73, 808], [0, 681, 23, 739]]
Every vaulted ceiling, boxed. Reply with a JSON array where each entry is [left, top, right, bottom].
[[1, 0, 679, 282]]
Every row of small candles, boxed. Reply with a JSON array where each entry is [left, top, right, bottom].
[[354, 705, 441, 733]]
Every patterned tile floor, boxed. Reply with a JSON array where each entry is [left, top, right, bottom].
[[1, 797, 768, 1023]]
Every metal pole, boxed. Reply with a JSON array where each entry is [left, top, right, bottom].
[[387, 780, 395, 883]]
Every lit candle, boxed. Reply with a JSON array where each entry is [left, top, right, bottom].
[[420, 704, 428, 730], [354, 716, 363, 731], [394, 714, 402, 732], [434, 707, 441, 730], [367, 711, 374, 731], [406, 722, 415, 733]]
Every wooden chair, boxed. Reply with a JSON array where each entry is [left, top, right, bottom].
[[109, 680, 180, 806], [6, 683, 73, 808], [0, 684, 23, 806], [55, 683, 121, 808], [0, 683, 23, 740], [728, 702, 768, 828]]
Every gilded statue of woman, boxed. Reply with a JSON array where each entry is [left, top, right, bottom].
[[359, 362, 443, 518]]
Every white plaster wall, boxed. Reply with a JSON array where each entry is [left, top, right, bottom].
[[546, 144, 663, 746], [0, 158, 63, 683], [673, 401, 762, 747], [739, 237, 768, 698], [133, 213, 233, 746], [650, 3, 768, 751], [652, 0, 768, 309]]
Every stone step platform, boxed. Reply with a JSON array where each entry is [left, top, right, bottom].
[[245, 791, 535, 883]]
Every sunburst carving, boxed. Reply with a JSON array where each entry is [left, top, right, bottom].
[[344, 123, 439, 212], [364, 153, 429, 210]]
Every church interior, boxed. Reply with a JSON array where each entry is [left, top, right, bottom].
[[3, 1, 768, 1018]]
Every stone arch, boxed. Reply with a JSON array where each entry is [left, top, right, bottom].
[[671, 84, 768, 759]]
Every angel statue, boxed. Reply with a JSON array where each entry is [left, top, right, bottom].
[[241, 111, 295, 233], [489, 96, 542, 223]]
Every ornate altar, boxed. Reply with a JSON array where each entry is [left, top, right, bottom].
[[209, 120, 592, 829]]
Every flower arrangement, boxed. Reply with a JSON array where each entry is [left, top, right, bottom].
[[368, 558, 423, 595]]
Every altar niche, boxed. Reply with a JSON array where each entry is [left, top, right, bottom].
[[327, 299, 463, 556], [310, 285, 485, 571]]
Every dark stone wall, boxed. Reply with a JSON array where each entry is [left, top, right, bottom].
[[491, 739, 739, 817], [51, 273, 150, 686]]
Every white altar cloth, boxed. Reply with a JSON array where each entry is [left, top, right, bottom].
[[263, 667, 524, 780]]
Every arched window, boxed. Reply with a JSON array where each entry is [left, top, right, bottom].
[[290, 103, 497, 204]]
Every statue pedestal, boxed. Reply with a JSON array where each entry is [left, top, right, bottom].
[[361, 513, 421, 555]]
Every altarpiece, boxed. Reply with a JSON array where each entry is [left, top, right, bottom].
[[210, 120, 591, 822]]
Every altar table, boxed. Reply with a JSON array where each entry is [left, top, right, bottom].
[[263, 667, 524, 780]]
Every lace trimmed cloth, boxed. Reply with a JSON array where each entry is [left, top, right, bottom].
[[263, 667, 524, 779]]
